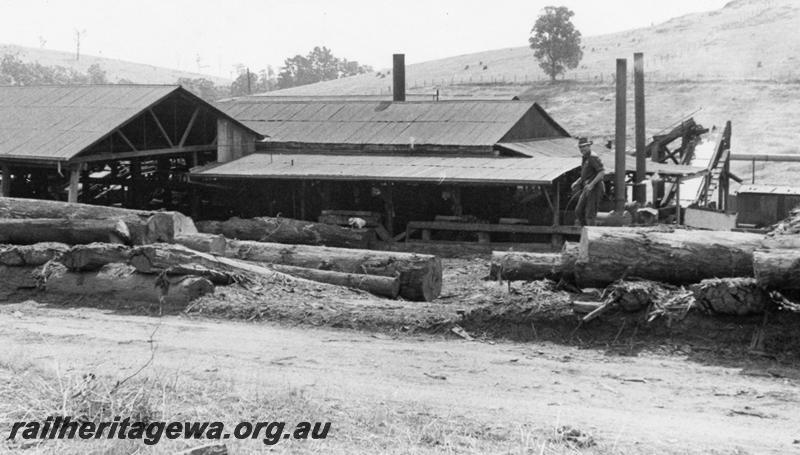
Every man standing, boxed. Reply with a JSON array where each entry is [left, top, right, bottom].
[[571, 137, 605, 226]]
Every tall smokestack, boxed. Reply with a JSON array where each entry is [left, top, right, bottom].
[[615, 58, 627, 214], [633, 52, 646, 203], [393, 54, 405, 102]]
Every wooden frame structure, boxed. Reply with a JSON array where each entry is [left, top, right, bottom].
[[0, 86, 260, 211]]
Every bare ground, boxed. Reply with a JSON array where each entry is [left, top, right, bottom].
[[2, 257, 800, 454]]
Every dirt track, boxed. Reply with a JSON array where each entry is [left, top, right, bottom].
[[2, 301, 798, 454]]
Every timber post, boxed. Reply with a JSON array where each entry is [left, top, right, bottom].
[[67, 164, 80, 203], [0, 163, 10, 197]]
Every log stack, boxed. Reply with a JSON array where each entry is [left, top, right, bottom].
[[753, 249, 800, 300], [489, 242, 580, 282], [222, 239, 441, 301], [576, 227, 765, 287], [196, 216, 373, 249], [690, 278, 770, 315], [43, 262, 214, 308], [0, 197, 196, 244]]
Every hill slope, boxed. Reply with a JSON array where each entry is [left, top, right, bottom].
[[263, 0, 800, 97], [0, 44, 231, 85], [258, 0, 800, 185]]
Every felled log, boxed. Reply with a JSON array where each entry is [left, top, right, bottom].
[[224, 239, 441, 301], [489, 242, 581, 283], [174, 233, 227, 255], [0, 219, 130, 245], [577, 227, 765, 287], [690, 278, 770, 315], [269, 264, 400, 299], [0, 265, 39, 294], [60, 243, 132, 271], [604, 280, 661, 312], [767, 207, 800, 236], [489, 252, 563, 281], [43, 262, 214, 308], [753, 249, 800, 295], [196, 216, 373, 249], [0, 242, 68, 266], [0, 197, 196, 244], [759, 236, 800, 249]]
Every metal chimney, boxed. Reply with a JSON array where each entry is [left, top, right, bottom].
[[615, 58, 627, 214], [633, 52, 646, 203], [393, 54, 405, 102]]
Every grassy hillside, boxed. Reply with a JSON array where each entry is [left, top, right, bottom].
[[259, 0, 800, 185], [0, 43, 231, 85], [263, 0, 799, 97]]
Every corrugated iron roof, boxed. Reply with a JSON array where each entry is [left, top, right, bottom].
[[737, 184, 800, 195], [499, 139, 706, 178], [215, 99, 547, 147], [0, 85, 262, 163], [192, 152, 578, 185], [0, 85, 178, 161]]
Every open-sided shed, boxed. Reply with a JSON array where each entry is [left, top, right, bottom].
[[0, 85, 261, 210]]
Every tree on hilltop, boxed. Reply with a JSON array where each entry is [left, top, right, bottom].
[[529, 6, 583, 81], [277, 46, 372, 89]]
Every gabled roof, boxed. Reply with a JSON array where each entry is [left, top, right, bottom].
[[0, 85, 260, 162], [215, 99, 565, 147]]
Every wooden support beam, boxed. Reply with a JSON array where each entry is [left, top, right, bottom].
[[117, 130, 138, 152], [382, 183, 395, 237], [180, 107, 200, 147], [0, 164, 10, 197], [129, 159, 142, 208], [149, 108, 174, 148], [675, 176, 682, 225], [300, 181, 306, 220], [67, 165, 80, 203], [71, 144, 215, 164], [553, 183, 561, 226], [451, 186, 462, 217]]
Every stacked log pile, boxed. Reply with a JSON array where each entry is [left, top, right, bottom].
[[490, 218, 800, 319], [0, 197, 196, 244], [196, 216, 373, 249], [0, 198, 443, 304], [177, 237, 441, 301], [691, 278, 770, 315]]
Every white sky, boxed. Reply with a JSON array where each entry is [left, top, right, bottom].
[[0, 0, 730, 79]]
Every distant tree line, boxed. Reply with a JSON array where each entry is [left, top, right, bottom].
[[0, 53, 108, 85], [276, 46, 372, 89], [0, 46, 373, 102]]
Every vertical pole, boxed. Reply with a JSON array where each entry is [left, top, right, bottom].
[[130, 159, 142, 208], [614, 58, 627, 214], [633, 52, 647, 204], [451, 186, 463, 217], [383, 183, 395, 237], [79, 167, 90, 203], [751, 158, 755, 184], [553, 182, 561, 226], [0, 163, 10, 197], [675, 176, 682, 225], [300, 181, 306, 220], [67, 164, 80, 203]]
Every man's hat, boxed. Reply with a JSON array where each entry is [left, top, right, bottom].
[[577, 137, 593, 147]]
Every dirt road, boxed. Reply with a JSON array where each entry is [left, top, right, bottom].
[[1, 301, 799, 454]]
